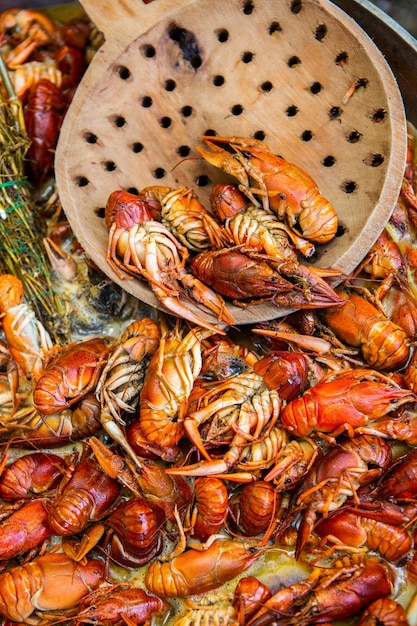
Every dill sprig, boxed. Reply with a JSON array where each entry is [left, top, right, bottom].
[[0, 53, 65, 343]]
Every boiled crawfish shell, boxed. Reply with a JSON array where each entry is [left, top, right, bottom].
[[106, 496, 165, 568]]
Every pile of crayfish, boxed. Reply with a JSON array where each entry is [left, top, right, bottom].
[[104, 135, 343, 331], [0, 6, 101, 187], [3, 7, 417, 624], [1, 128, 417, 625]]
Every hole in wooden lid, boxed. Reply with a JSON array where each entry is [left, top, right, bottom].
[[131, 142, 144, 153], [242, 51, 255, 63], [347, 130, 362, 143], [288, 55, 301, 68], [160, 116, 172, 128], [140, 43, 156, 58], [231, 104, 244, 115], [335, 51, 348, 66], [116, 65, 131, 79], [84, 132, 98, 144], [372, 108, 386, 123], [261, 81, 273, 92], [322, 155, 336, 167], [216, 28, 229, 42], [290, 0, 302, 14], [196, 174, 210, 186], [141, 96, 152, 108], [112, 115, 126, 127], [301, 130, 313, 141], [213, 75, 225, 86], [269, 21, 282, 34], [329, 106, 342, 119], [95, 207, 105, 218], [164, 79, 176, 91], [181, 105, 193, 117], [177, 145, 191, 157], [310, 82, 322, 94], [364, 153, 384, 167], [286, 105, 298, 117], [242, 0, 255, 15], [314, 24, 327, 41], [341, 180, 357, 193]]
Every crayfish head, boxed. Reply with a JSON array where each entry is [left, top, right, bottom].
[[105, 190, 152, 229], [210, 183, 248, 219]]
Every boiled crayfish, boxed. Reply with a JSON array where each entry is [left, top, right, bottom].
[[322, 289, 411, 371], [280, 368, 415, 438], [197, 136, 339, 244], [190, 246, 344, 309]]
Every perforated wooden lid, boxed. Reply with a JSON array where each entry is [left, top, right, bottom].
[[55, 0, 407, 326]]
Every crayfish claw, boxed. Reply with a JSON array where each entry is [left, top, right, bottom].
[[166, 458, 230, 477], [269, 263, 345, 309], [200, 135, 272, 151], [196, 140, 251, 190], [88, 435, 126, 478], [179, 272, 235, 327], [152, 285, 229, 335], [43, 237, 78, 282]]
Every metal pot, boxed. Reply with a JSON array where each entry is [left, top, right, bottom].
[[336, 0, 417, 126]]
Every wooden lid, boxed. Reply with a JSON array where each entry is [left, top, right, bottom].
[[55, 0, 407, 326]]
